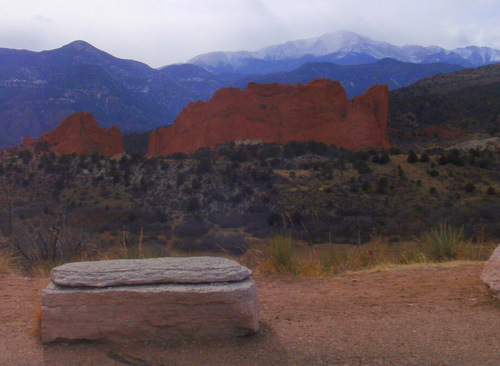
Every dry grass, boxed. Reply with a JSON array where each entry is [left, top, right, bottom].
[[340, 259, 486, 276], [0, 247, 19, 274], [101, 228, 161, 260], [259, 235, 300, 276], [320, 236, 399, 275], [256, 227, 497, 278]]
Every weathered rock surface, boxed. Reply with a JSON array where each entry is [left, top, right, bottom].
[[23, 112, 124, 157], [481, 245, 500, 299], [51, 257, 252, 287], [448, 137, 500, 151], [147, 78, 392, 156], [41, 257, 259, 343]]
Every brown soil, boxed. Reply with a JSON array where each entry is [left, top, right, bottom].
[[1, 261, 499, 366]]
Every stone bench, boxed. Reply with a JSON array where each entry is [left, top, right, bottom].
[[41, 257, 259, 343], [481, 245, 500, 300]]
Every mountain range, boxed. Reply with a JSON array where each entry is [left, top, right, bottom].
[[0, 31, 498, 149], [186, 30, 500, 74], [0, 41, 225, 148]]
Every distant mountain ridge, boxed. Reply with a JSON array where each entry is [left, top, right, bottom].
[[232, 58, 464, 98], [0, 41, 224, 148], [187, 30, 500, 74], [0, 33, 497, 149]]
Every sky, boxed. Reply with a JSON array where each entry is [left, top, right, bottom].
[[0, 0, 499, 68]]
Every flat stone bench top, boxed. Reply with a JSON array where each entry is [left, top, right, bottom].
[[51, 256, 252, 287]]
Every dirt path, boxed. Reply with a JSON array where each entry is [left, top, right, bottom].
[[1, 262, 499, 365]]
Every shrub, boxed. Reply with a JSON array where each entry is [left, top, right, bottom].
[[307, 141, 329, 156], [174, 219, 212, 238], [428, 169, 439, 177], [186, 197, 200, 212], [407, 150, 418, 163], [419, 153, 430, 163], [464, 183, 476, 192], [195, 159, 212, 174], [446, 149, 465, 166], [192, 147, 212, 160], [376, 177, 389, 194], [283, 141, 307, 158], [7, 217, 97, 275], [486, 186, 496, 195], [373, 153, 390, 164], [171, 237, 199, 252], [208, 213, 247, 228], [438, 156, 448, 165], [355, 161, 371, 174], [417, 224, 467, 261], [169, 152, 188, 160]]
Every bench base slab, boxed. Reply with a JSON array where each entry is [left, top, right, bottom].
[[41, 278, 259, 343]]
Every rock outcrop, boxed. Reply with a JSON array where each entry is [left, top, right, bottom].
[[42, 257, 259, 343], [481, 245, 500, 300], [147, 79, 391, 157], [23, 112, 124, 157]]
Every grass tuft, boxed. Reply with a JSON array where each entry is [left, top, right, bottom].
[[416, 224, 467, 261], [263, 235, 299, 275], [0, 247, 19, 274]]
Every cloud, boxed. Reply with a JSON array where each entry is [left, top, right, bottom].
[[32, 15, 52, 24]]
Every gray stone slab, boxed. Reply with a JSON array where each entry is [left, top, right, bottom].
[[51, 256, 252, 287], [481, 245, 500, 299], [41, 278, 259, 343]]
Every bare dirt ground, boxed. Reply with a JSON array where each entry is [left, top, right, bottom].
[[1, 261, 499, 366]]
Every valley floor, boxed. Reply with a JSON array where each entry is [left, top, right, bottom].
[[1, 261, 499, 365]]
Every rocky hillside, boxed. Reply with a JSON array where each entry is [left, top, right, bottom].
[[0, 41, 224, 148], [21, 112, 124, 157], [389, 63, 500, 147], [1, 141, 499, 254], [147, 79, 391, 156]]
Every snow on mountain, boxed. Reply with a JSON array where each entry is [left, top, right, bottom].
[[187, 50, 254, 70], [451, 46, 500, 65], [186, 31, 500, 74]]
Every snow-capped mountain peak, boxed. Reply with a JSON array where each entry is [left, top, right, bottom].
[[185, 31, 500, 75]]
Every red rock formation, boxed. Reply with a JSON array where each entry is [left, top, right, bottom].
[[147, 79, 391, 157], [23, 112, 124, 157], [421, 126, 468, 140]]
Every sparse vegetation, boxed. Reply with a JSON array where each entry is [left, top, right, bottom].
[[265, 235, 299, 275], [0, 140, 499, 276], [262, 225, 495, 277]]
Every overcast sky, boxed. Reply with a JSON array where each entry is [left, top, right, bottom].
[[1, 0, 499, 68]]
